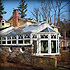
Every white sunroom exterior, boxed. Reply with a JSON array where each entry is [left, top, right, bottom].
[[0, 22, 60, 55]]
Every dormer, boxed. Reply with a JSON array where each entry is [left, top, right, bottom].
[[0, 19, 10, 29], [1, 19, 5, 26]]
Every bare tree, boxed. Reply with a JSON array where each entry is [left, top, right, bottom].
[[40, 0, 48, 21], [31, 8, 39, 22], [56, 0, 70, 25], [40, 0, 52, 23], [51, 0, 58, 25]]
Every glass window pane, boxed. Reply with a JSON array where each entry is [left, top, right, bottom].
[[12, 36, 16, 39], [51, 40, 56, 53], [2, 41, 6, 44], [7, 41, 11, 44], [24, 40, 30, 44], [33, 40, 37, 53], [7, 36, 11, 40], [41, 41, 48, 53], [32, 34, 37, 38], [2, 37, 6, 40], [24, 34, 30, 38], [18, 35, 23, 39], [18, 40, 23, 44], [0, 37, 1, 40], [12, 40, 16, 44]]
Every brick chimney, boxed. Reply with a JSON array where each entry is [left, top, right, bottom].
[[63, 29, 66, 40], [63, 29, 66, 46], [13, 9, 19, 27]]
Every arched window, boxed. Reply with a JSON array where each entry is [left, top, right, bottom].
[[24, 34, 30, 38], [20, 47, 25, 53], [9, 47, 12, 52], [12, 36, 16, 39], [32, 34, 37, 38], [1, 20, 5, 26], [18, 35, 23, 39]]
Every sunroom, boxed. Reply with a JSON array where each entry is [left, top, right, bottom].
[[0, 23, 60, 55]]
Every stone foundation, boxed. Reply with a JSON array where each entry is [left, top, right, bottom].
[[0, 45, 33, 56], [21, 55, 57, 68]]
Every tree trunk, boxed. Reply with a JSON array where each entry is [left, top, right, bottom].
[[54, 10, 56, 26], [58, 8, 60, 26]]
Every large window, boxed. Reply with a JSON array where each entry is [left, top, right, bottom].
[[51, 40, 56, 53], [41, 40, 48, 53], [33, 40, 37, 53]]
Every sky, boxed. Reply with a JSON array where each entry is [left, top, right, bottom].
[[2, 0, 41, 20], [2, 0, 70, 23]]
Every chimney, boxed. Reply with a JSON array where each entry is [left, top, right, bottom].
[[13, 9, 19, 27], [63, 29, 66, 46], [63, 29, 66, 40]]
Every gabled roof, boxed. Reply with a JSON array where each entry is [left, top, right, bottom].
[[41, 27, 56, 32], [0, 22, 58, 36]]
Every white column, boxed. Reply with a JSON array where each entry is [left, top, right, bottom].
[[23, 35, 24, 44], [9, 47, 12, 52], [16, 35, 18, 45], [48, 34, 51, 54], [6, 36, 7, 45], [58, 35, 59, 54], [38, 34, 41, 54], [11, 36, 12, 45], [30, 33, 32, 44], [20, 48, 24, 53], [37, 34, 39, 55], [26, 22, 28, 25], [56, 35, 57, 53]]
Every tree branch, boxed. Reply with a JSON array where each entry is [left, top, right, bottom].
[[60, 1, 70, 10]]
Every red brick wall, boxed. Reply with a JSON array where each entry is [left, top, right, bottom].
[[13, 10, 19, 27]]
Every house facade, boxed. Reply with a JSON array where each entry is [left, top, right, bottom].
[[0, 10, 60, 56], [8, 10, 36, 27]]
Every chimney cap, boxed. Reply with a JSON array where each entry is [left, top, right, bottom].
[[13, 9, 18, 11]]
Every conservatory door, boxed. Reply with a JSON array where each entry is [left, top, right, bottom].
[[41, 40, 48, 53]]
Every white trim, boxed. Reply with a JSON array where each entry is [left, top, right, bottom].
[[16, 35, 18, 45], [20, 48, 24, 53], [33, 53, 60, 55], [48, 34, 51, 54], [0, 44, 31, 45], [32, 23, 55, 33], [30, 33, 32, 44], [9, 47, 12, 52]]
